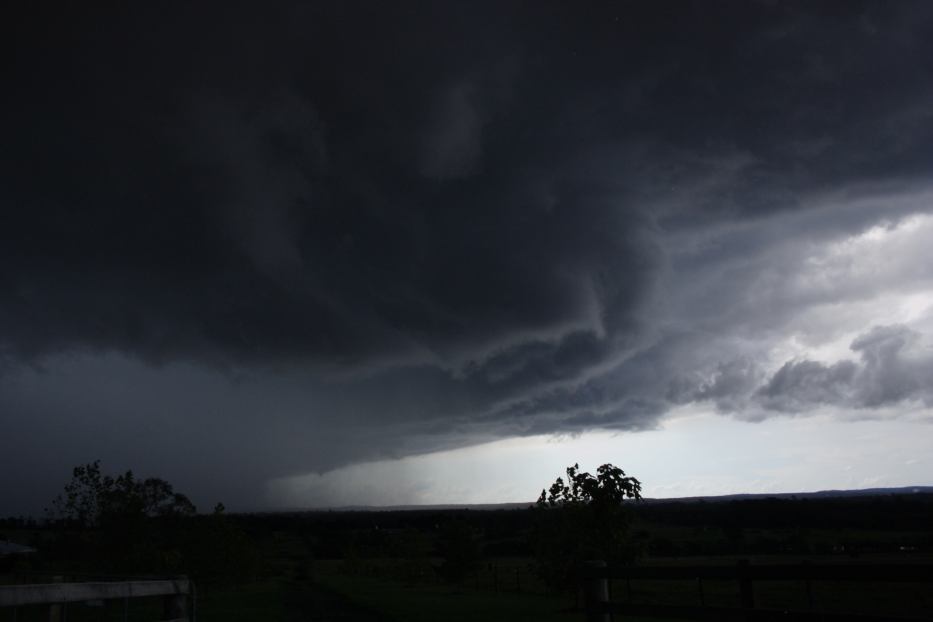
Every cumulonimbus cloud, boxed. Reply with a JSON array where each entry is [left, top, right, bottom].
[[4, 2, 933, 511]]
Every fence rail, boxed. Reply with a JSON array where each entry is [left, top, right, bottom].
[[0, 578, 191, 621], [583, 560, 933, 622]]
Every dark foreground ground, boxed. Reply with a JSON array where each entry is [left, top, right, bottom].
[[3, 492, 932, 620], [285, 580, 390, 622]]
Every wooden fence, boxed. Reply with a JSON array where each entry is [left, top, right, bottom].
[[583, 560, 933, 621], [0, 577, 192, 621]]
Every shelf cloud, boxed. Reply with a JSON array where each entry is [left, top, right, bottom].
[[3, 2, 933, 511]]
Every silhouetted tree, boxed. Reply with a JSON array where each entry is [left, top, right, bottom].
[[49, 460, 195, 527], [46, 461, 256, 583], [533, 463, 642, 592], [46, 461, 196, 573]]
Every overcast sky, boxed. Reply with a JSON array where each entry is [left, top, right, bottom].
[[4, 1, 933, 514]]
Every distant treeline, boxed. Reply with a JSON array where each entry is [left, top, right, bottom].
[[3, 492, 931, 584], [212, 492, 933, 561], [220, 491, 933, 534], [634, 493, 933, 530]]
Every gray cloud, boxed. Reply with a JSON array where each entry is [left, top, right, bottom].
[[4, 2, 933, 512], [757, 359, 859, 413], [419, 82, 485, 180], [758, 325, 933, 412]]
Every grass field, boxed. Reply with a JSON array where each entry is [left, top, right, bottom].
[[308, 554, 933, 622], [4, 555, 932, 622], [3, 496, 932, 621]]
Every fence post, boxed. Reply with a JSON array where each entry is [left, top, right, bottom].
[[801, 560, 814, 609], [47, 576, 63, 622], [162, 579, 189, 621], [583, 560, 610, 622], [163, 593, 187, 621]]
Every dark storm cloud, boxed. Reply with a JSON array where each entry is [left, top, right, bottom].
[[4, 1, 933, 510], [4, 1, 655, 371]]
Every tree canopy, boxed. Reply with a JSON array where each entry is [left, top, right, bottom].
[[49, 460, 195, 527], [533, 463, 642, 592], [537, 463, 642, 510], [44, 461, 256, 583]]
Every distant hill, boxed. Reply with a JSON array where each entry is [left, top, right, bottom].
[[271, 486, 933, 513], [273, 502, 536, 513], [642, 486, 933, 504]]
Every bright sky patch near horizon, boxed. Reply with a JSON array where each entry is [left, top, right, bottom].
[[268, 407, 933, 509]]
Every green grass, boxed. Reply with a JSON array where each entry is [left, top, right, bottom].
[[310, 560, 708, 622], [197, 580, 287, 622], [309, 555, 933, 622], [5, 562, 929, 622], [313, 561, 578, 622]]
